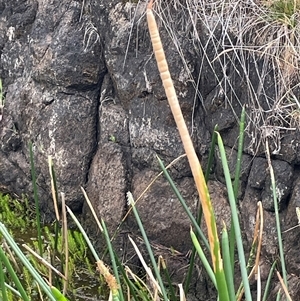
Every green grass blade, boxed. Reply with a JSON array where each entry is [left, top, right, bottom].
[[157, 155, 230, 301], [233, 107, 245, 200], [113, 256, 141, 301], [0, 258, 9, 301], [4, 283, 22, 298], [265, 141, 288, 292], [221, 225, 236, 301], [217, 133, 252, 301], [229, 222, 235, 280], [190, 229, 216, 288], [67, 207, 121, 300], [0, 249, 28, 301], [229, 108, 245, 279], [276, 290, 281, 301], [160, 256, 176, 301], [262, 261, 277, 301], [51, 286, 70, 301], [66, 206, 99, 261], [205, 124, 219, 181], [0, 223, 56, 300], [29, 141, 43, 256], [157, 155, 209, 250], [101, 219, 124, 301], [127, 192, 169, 301], [183, 246, 196, 294]]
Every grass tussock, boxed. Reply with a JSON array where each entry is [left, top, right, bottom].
[[138, 0, 300, 154]]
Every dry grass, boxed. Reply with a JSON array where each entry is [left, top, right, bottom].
[[126, 0, 300, 155]]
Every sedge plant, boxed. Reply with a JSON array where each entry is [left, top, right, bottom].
[[147, 0, 250, 299], [146, 0, 292, 299]]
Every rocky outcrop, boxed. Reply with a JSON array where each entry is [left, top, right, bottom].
[[1, 0, 300, 298]]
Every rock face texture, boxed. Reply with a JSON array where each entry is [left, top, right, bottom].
[[1, 0, 300, 298]]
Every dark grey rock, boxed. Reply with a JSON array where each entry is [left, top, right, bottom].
[[248, 157, 268, 189], [261, 159, 293, 212]]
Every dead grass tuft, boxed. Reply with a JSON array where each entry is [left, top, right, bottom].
[[133, 0, 300, 154]]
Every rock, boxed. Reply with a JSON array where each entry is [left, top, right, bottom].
[[247, 157, 293, 211], [241, 187, 278, 257], [84, 102, 130, 232], [129, 169, 198, 253], [283, 176, 300, 278], [261, 160, 293, 212], [248, 157, 268, 189]]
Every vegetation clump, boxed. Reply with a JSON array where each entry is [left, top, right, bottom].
[[0, 194, 34, 231], [266, 0, 300, 26], [0, 0, 297, 300]]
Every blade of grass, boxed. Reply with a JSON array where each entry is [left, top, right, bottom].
[[257, 266, 261, 301], [276, 271, 292, 301], [185, 126, 219, 293], [29, 141, 43, 256], [205, 124, 219, 181], [66, 206, 121, 301], [221, 224, 236, 301], [190, 228, 216, 288], [0, 224, 56, 300], [265, 140, 288, 294], [66, 206, 99, 261], [48, 156, 60, 221], [2, 241, 21, 274], [80, 188, 122, 300], [178, 283, 186, 301], [233, 107, 246, 200], [21, 244, 66, 280], [124, 265, 154, 301], [4, 283, 22, 298], [157, 155, 209, 250], [229, 108, 246, 279], [51, 286, 70, 301], [217, 132, 252, 301], [237, 201, 263, 301], [0, 258, 9, 301], [48, 156, 60, 253], [160, 256, 176, 301], [262, 261, 277, 301], [61, 193, 69, 295], [115, 262, 141, 301], [127, 191, 169, 301], [128, 236, 163, 296], [101, 219, 124, 301], [276, 290, 281, 301], [80, 187, 103, 232], [254, 202, 264, 278]]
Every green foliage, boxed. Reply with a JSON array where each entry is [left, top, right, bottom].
[[0, 194, 34, 231], [267, 0, 300, 26], [0, 124, 291, 300], [0, 193, 96, 300]]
